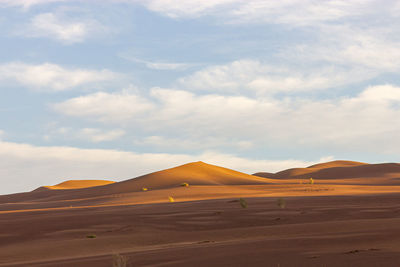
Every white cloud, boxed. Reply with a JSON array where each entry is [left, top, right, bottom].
[[0, 62, 117, 91], [135, 135, 254, 150], [54, 84, 400, 153], [285, 25, 400, 73], [79, 128, 126, 142], [120, 56, 193, 71], [0, 140, 330, 194], [142, 0, 236, 19], [140, 0, 377, 26], [20, 12, 104, 44], [144, 61, 191, 71], [0, 0, 66, 8], [177, 60, 368, 95], [53, 90, 154, 121], [1, 1, 382, 27], [48, 127, 126, 142]]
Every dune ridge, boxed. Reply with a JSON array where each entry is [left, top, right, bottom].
[[254, 160, 400, 181]]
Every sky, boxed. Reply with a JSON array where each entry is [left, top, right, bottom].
[[1, 0, 400, 194]]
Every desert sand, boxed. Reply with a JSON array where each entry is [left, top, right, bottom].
[[1, 160, 400, 266]]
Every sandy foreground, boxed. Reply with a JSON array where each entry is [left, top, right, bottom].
[[1, 161, 400, 266]]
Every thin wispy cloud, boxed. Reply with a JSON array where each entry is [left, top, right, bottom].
[[0, 62, 118, 91], [120, 55, 194, 71], [177, 60, 371, 95], [19, 12, 105, 44], [0, 0, 66, 9]]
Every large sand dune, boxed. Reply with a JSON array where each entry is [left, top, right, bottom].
[[1, 160, 400, 266], [0, 161, 273, 203]]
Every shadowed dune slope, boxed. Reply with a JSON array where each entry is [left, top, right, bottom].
[[254, 160, 400, 180], [0, 161, 273, 203]]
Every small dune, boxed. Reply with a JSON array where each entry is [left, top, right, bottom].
[[306, 160, 367, 169], [40, 180, 115, 190]]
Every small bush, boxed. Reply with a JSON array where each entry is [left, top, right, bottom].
[[168, 196, 175, 202], [142, 187, 148, 191], [309, 178, 314, 184], [239, 198, 247, 208], [86, 234, 96, 238], [181, 182, 189, 187], [112, 253, 127, 267], [277, 198, 286, 209]]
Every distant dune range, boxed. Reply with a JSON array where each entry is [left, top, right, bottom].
[[253, 160, 400, 184], [2, 160, 400, 210], [1, 160, 400, 266]]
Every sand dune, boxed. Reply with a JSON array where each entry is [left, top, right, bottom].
[[254, 160, 400, 183], [1, 160, 400, 210], [307, 160, 367, 169], [1, 160, 400, 266], [0, 161, 273, 202], [109, 161, 274, 190]]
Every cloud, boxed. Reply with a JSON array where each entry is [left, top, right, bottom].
[[0, 62, 118, 91], [20, 12, 105, 44], [0, 130, 4, 140], [140, 0, 377, 26], [142, 0, 237, 19], [0, 0, 66, 9], [120, 56, 193, 71], [285, 25, 400, 73], [79, 128, 126, 142], [48, 127, 126, 142], [143, 61, 191, 71], [53, 84, 400, 153], [135, 136, 254, 151], [1, 1, 383, 27], [0, 140, 330, 194], [177, 60, 368, 95], [53, 89, 154, 121]]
